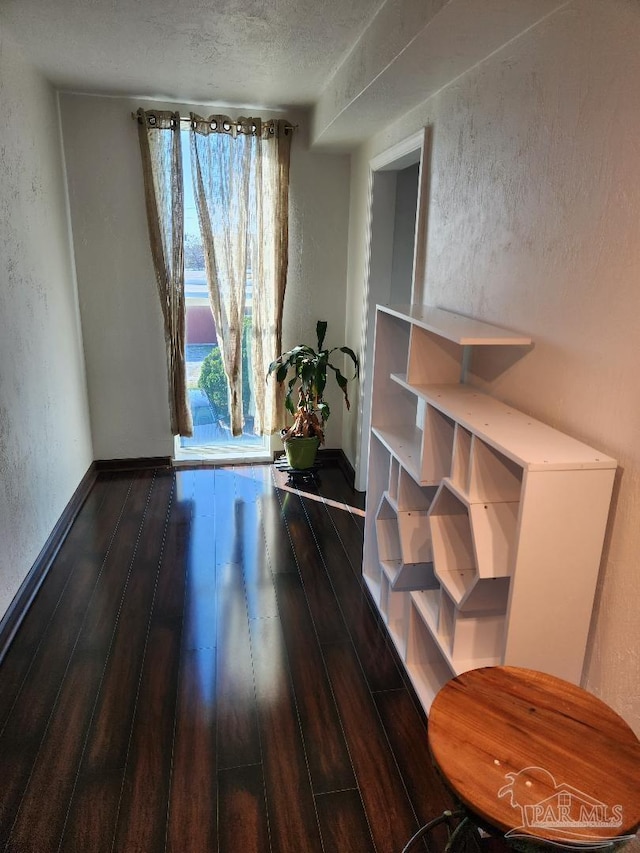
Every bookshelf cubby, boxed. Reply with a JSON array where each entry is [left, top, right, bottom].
[[374, 491, 438, 592], [362, 304, 617, 712]]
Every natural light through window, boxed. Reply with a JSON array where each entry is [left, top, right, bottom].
[[176, 130, 270, 462]]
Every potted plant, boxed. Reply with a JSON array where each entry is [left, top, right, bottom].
[[268, 320, 359, 470]]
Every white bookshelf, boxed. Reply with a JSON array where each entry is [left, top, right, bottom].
[[363, 304, 617, 712]]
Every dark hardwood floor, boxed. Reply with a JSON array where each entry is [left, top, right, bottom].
[[0, 463, 454, 852]]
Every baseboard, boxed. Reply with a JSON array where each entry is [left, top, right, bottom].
[[319, 448, 359, 491], [95, 456, 172, 472], [335, 450, 358, 491], [0, 462, 98, 665]]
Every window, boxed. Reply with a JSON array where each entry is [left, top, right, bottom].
[[137, 109, 292, 455], [176, 130, 270, 462]]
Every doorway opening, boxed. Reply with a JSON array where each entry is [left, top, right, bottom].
[[355, 128, 431, 490], [174, 130, 271, 463]]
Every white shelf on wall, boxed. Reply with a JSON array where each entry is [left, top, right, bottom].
[[388, 379, 615, 472], [375, 492, 437, 592], [398, 467, 437, 512], [410, 589, 503, 676], [371, 424, 425, 484], [375, 492, 402, 575], [382, 304, 533, 346], [362, 304, 617, 714], [381, 578, 410, 658], [405, 603, 456, 710], [389, 456, 400, 504]]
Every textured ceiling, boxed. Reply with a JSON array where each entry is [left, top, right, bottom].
[[1, 0, 569, 147], [0, 0, 383, 109]]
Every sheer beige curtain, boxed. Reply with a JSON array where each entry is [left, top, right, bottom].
[[251, 120, 292, 436], [189, 114, 292, 436], [136, 108, 193, 437]]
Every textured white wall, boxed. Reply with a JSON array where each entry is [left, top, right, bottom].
[[0, 30, 93, 618], [284, 121, 353, 448], [60, 94, 351, 455], [346, 0, 640, 731], [59, 96, 175, 459]]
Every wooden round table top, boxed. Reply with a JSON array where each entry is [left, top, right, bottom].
[[428, 667, 640, 848]]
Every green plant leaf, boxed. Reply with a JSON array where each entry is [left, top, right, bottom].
[[327, 363, 351, 409], [338, 346, 360, 377], [282, 345, 314, 367], [317, 401, 330, 422], [316, 361, 326, 399], [301, 360, 315, 385], [316, 320, 327, 351], [284, 374, 299, 414]]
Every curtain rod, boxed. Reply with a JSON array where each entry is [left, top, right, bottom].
[[130, 111, 297, 132]]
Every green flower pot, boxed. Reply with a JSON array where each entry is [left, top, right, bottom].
[[283, 436, 320, 470]]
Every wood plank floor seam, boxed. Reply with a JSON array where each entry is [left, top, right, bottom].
[[271, 573, 362, 801], [165, 474, 197, 853], [212, 466, 272, 850], [106, 473, 177, 853], [294, 486, 404, 691], [244, 489, 324, 849], [267, 481, 302, 577], [239, 470, 275, 853], [268, 471, 377, 851], [54, 472, 175, 852], [262, 471, 359, 849], [314, 494, 360, 576], [289, 484, 433, 850], [217, 761, 263, 771], [310, 643, 379, 853], [249, 615, 323, 852], [167, 469, 216, 852], [57, 474, 175, 851], [313, 786, 361, 796]]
